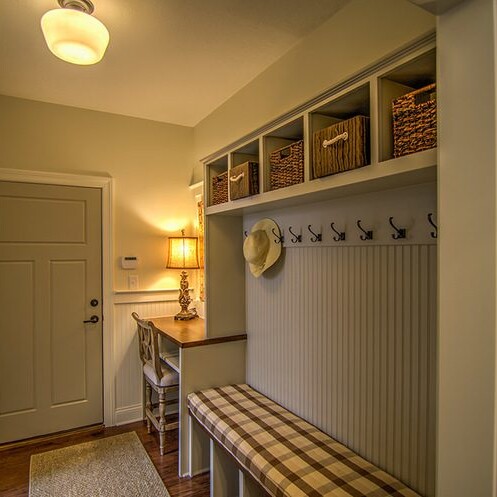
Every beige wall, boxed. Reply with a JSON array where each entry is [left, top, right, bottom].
[[192, 0, 435, 172], [0, 0, 435, 289], [0, 95, 195, 291]]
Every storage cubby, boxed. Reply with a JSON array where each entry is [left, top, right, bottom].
[[230, 139, 260, 168], [378, 48, 436, 162], [206, 155, 228, 207], [309, 83, 371, 180], [262, 117, 304, 193], [229, 139, 260, 201], [203, 44, 436, 217], [159, 336, 180, 372]]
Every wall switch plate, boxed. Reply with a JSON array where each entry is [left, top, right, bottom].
[[128, 275, 139, 290]]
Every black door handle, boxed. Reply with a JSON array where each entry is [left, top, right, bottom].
[[83, 315, 99, 324]]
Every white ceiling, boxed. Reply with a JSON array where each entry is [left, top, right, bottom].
[[0, 0, 348, 127]]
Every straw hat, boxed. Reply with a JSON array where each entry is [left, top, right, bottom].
[[243, 218, 282, 277]]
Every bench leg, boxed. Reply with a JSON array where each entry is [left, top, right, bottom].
[[210, 439, 238, 497], [239, 470, 267, 497]]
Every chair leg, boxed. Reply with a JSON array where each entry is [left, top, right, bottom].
[[142, 377, 147, 422], [145, 382, 152, 433], [159, 391, 166, 456]]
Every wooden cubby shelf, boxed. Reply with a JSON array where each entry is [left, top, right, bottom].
[[203, 38, 437, 340], [204, 43, 437, 218]]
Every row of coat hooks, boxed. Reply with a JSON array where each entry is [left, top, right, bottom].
[[245, 213, 438, 243]]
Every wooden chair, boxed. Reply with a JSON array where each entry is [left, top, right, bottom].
[[132, 312, 179, 455]]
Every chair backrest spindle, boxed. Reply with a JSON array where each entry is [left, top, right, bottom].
[[132, 312, 162, 380]]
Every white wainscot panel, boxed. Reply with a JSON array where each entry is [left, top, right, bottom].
[[113, 293, 179, 425], [247, 245, 436, 497]]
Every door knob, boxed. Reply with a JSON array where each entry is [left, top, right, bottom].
[[83, 315, 99, 324]]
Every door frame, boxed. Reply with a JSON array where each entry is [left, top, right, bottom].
[[0, 168, 115, 426]]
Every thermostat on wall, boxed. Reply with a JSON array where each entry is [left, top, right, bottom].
[[120, 256, 138, 269]]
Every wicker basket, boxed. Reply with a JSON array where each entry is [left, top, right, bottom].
[[229, 161, 259, 200], [312, 115, 369, 178], [211, 171, 228, 205], [393, 83, 436, 158], [269, 140, 304, 191]]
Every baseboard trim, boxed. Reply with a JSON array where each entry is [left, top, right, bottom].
[[0, 423, 104, 451], [115, 404, 143, 426]]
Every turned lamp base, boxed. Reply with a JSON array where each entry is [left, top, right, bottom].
[[174, 270, 198, 321], [174, 308, 198, 321]]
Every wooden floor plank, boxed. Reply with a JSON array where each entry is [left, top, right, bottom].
[[0, 421, 210, 497]]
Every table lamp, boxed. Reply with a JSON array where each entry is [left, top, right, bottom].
[[166, 230, 200, 320]]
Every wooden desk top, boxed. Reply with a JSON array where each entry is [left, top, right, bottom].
[[149, 316, 247, 348]]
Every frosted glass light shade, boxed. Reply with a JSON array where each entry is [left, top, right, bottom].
[[166, 237, 200, 269], [41, 8, 109, 65]]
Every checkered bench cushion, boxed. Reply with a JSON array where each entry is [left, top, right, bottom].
[[188, 384, 421, 497]]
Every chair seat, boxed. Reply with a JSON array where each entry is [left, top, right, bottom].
[[143, 361, 179, 387]]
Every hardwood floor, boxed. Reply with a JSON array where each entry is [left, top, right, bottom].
[[0, 421, 210, 497]]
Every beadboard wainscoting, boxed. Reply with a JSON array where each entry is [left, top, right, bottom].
[[244, 184, 437, 497], [112, 290, 203, 425]]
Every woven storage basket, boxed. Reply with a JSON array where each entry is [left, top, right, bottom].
[[269, 139, 304, 191], [392, 83, 436, 158], [229, 161, 259, 200], [211, 171, 228, 205], [312, 115, 369, 178]]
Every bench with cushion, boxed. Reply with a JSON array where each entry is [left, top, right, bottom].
[[188, 384, 421, 497]]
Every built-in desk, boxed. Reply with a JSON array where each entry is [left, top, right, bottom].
[[149, 316, 247, 477]]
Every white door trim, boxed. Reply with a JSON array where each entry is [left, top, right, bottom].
[[0, 167, 115, 427]]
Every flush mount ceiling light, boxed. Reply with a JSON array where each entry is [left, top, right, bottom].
[[41, 0, 109, 65]]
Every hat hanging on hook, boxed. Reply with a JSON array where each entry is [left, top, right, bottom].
[[243, 219, 282, 277]]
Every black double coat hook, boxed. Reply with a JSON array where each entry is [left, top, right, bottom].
[[356, 220, 373, 240], [307, 225, 322, 242], [330, 222, 345, 242], [427, 213, 438, 238], [389, 217, 406, 239], [288, 226, 302, 243]]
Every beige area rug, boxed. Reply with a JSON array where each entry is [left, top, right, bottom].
[[29, 431, 171, 497]]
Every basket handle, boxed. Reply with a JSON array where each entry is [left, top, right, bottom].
[[323, 131, 348, 148], [230, 172, 245, 182], [414, 86, 436, 105]]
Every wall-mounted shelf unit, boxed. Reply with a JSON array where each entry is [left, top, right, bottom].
[[205, 45, 436, 218], [203, 39, 437, 339]]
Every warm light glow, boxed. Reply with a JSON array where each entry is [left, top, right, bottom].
[[41, 8, 109, 65], [166, 236, 200, 269], [160, 219, 188, 233]]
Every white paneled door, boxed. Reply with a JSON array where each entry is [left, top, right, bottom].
[[0, 181, 103, 443]]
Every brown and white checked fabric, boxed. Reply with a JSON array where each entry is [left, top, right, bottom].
[[188, 384, 421, 497]]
